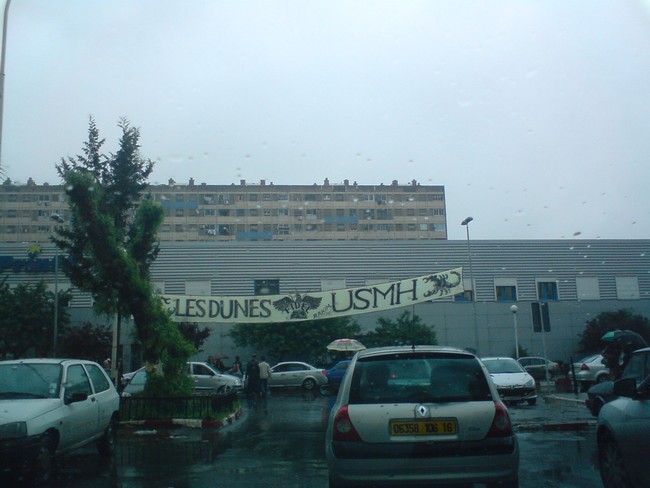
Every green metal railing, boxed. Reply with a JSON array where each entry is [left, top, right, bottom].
[[120, 391, 238, 421]]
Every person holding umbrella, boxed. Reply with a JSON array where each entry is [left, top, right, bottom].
[[600, 329, 648, 379]]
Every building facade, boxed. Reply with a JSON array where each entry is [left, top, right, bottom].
[[0, 178, 448, 243], [1, 239, 648, 371]]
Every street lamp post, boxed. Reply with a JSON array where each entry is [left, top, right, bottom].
[[50, 214, 64, 357], [461, 216, 479, 352], [510, 304, 519, 359], [0, 0, 11, 166]]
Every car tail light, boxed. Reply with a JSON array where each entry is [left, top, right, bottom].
[[321, 369, 327, 376], [332, 406, 361, 442], [580, 363, 590, 371], [486, 402, 513, 438]]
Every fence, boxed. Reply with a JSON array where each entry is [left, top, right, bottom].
[[120, 391, 238, 421]]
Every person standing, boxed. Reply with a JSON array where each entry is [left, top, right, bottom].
[[258, 356, 272, 413], [246, 354, 261, 409], [259, 356, 272, 397], [231, 355, 243, 378]]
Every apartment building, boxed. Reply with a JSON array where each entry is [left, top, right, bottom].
[[0, 177, 447, 242]]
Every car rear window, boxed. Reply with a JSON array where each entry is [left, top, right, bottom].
[[348, 353, 492, 404]]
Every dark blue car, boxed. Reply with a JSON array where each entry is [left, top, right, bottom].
[[325, 360, 351, 388]]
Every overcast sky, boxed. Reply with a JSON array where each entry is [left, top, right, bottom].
[[2, 1, 649, 240]]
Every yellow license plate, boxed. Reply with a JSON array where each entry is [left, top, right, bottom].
[[390, 418, 458, 436]]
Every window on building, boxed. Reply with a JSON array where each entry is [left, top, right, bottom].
[[249, 194, 259, 201], [407, 223, 416, 231], [495, 278, 517, 302], [537, 281, 559, 300], [249, 209, 259, 217], [406, 209, 415, 216], [433, 223, 446, 232], [263, 209, 272, 216], [254, 279, 280, 295], [186, 280, 210, 296], [276, 194, 289, 201], [218, 209, 230, 217], [236, 209, 245, 217], [175, 224, 184, 232], [276, 224, 290, 235], [496, 286, 517, 302], [454, 290, 473, 302], [203, 209, 216, 216], [455, 277, 474, 302], [321, 279, 346, 291], [175, 208, 184, 217], [419, 224, 428, 231], [278, 208, 289, 216], [616, 276, 640, 299], [576, 277, 600, 300]]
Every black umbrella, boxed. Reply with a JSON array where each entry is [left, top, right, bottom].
[[601, 329, 647, 355]]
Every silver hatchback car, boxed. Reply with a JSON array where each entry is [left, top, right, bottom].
[[325, 346, 519, 487]]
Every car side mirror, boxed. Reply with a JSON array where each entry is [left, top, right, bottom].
[[65, 391, 89, 405], [613, 377, 637, 398]]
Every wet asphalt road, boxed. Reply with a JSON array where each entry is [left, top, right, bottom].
[[33, 390, 602, 488]]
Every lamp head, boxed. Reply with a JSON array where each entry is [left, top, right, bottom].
[[461, 216, 473, 226], [510, 304, 518, 314]]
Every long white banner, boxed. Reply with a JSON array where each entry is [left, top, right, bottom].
[[162, 267, 463, 324]]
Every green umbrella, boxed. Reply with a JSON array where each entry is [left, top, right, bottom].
[[600, 331, 617, 342]]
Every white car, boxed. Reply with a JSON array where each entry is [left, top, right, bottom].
[[326, 346, 519, 487], [482, 357, 538, 406], [268, 361, 328, 390], [573, 354, 610, 391], [0, 358, 120, 483], [121, 361, 242, 396]]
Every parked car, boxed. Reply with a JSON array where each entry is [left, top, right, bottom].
[[326, 345, 519, 487], [573, 354, 610, 391], [587, 346, 650, 417], [0, 358, 120, 483], [121, 361, 242, 396], [517, 356, 560, 380], [268, 361, 328, 390], [482, 357, 538, 405], [325, 360, 351, 389], [597, 347, 650, 488]]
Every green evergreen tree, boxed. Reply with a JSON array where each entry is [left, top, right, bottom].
[[230, 317, 361, 364], [579, 309, 650, 353], [0, 280, 71, 359], [362, 310, 437, 348], [54, 118, 193, 396]]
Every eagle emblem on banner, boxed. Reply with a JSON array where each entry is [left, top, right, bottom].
[[273, 293, 323, 319]]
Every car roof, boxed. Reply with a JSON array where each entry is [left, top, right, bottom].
[[481, 357, 517, 361], [356, 345, 476, 359], [0, 358, 99, 366]]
